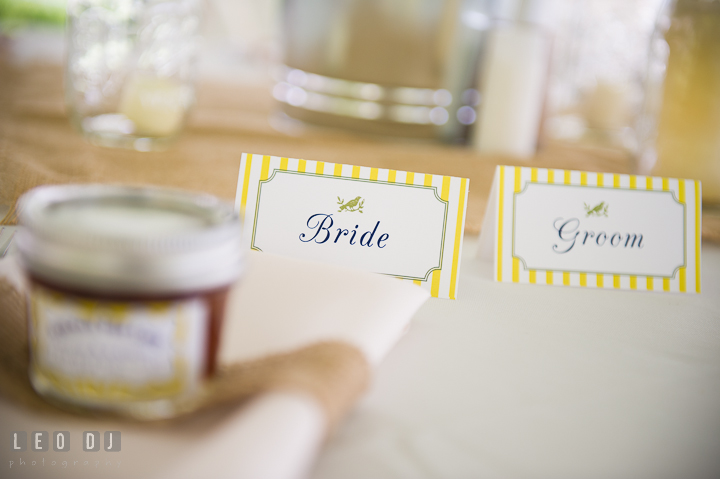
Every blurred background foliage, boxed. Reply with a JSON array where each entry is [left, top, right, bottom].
[[0, 0, 66, 29]]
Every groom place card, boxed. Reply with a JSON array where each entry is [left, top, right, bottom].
[[235, 153, 470, 299], [479, 166, 701, 293]]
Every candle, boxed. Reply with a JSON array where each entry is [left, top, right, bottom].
[[119, 75, 193, 138]]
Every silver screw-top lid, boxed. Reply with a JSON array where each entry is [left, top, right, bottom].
[[17, 184, 244, 295]]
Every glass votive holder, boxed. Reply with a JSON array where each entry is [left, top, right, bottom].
[[65, 0, 202, 151]]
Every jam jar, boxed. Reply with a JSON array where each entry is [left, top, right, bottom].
[[16, 185, 243, 419]]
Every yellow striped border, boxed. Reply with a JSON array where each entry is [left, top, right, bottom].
[[492, 165, 701, 294], [235, 153, 470, 299]]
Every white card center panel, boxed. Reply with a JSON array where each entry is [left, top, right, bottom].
[[513, 184, 685, 277], [251, 171, 448, 280]]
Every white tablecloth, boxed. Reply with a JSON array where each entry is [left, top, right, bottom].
[[310, 237, 720, 479], [2, 235, 719, 479]]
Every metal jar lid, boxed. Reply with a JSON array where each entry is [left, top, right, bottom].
[[17, 184, 244, 295]]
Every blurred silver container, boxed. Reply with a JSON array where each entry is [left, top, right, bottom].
[[65, 0, 202, 151], [275, 0, 493, 142]]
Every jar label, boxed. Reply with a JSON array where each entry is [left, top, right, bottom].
[[29, 284, 208, 402]]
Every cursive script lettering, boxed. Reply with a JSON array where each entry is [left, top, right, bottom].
[[299, 214, 334, 243], [553, 218, 644, 254], [300, 214, 389, 248]]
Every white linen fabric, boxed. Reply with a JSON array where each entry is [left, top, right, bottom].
[[0, 244, 429, 479], [311, 238, 720, 479]]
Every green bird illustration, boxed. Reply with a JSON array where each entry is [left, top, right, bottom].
[[337, 196, 364, 213], [584, 201, 608, 217]]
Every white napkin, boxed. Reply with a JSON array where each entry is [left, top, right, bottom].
[[0, 250, 429, 479]]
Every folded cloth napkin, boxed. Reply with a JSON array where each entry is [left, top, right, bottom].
[[0, 251, 429, 479]]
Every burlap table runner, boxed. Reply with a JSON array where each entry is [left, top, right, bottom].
[[2, 61, 720, 241], [0, 279, 369, 429]]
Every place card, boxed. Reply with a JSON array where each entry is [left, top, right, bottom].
[[478, 166, 701, 293], [235, 153, 470, 299]]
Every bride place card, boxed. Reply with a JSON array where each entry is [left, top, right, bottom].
[[235, 153, 470, 299], [478, 166, 701, 294]]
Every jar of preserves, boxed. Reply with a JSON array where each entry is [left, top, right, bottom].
[[16, 185, 243, 419]]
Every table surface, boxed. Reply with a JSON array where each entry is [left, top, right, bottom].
[[2, 31, 720, 479], [311, 237, 720, 479], [2, 232, 717, 479]]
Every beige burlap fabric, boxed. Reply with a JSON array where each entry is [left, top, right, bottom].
[[2, 61, 720, 241], [0, 279, 369, 429]]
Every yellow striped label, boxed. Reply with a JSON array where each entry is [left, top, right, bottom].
[[679, 180, 686, 292], [235, 154, 471, 298], [431, 176, 452, 296], [529, 168, 537, 282], [497, 167, 505, 282], [662, 177, 670, 291], [260, 155, 271, 181], [512, 167, 522, 283], [430, 270, 441, 297], [679, 269, 686, 292], [240, 153, 253, 216], [629, 175, 637, 294], [441, 176, 451, 200], [449, 178, 467, 299], [695, 180, 701, 293], [561, 170, 570, 282]]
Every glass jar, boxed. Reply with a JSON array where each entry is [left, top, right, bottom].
[[638, 0, 720, 206], [16, 185, 243, 419], [65, 0, 202, 151], [542, 0, 663, 153]]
